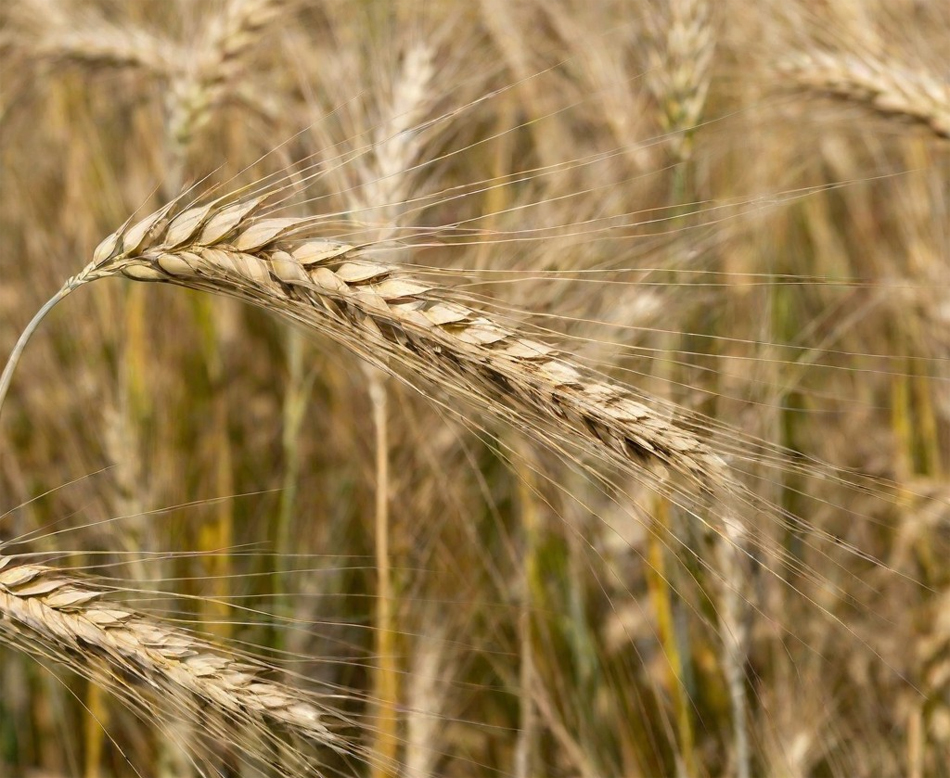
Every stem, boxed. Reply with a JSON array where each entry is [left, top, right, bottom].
[[370, 374, 399, 777], [646, 496, 698, 778], [515, 443, 538, 778], [274, 327, 309, 626], [0, 283, 75, 417], [717, 524, 750, 778], [193, 296, 234, 642]]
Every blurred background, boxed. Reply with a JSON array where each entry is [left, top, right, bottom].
[[1, 1, 948, 776]]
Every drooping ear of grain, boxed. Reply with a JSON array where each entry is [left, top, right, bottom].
[[9, 0, 176, 76], [81, 194, 736, 508], [780, 49, 950, 139], [0, 557, 342, 755]]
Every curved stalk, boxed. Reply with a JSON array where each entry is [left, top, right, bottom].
[[0, 282, 76, 416]]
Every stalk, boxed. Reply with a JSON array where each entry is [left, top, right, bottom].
[[369, 374, 399, 778], [0, 283, 75, 417]]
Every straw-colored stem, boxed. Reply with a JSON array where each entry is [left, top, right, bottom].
[[193, 297, 234, 641], [83, 682, 108, 778], [0, 283, 74, 417], [717, 524, 750, 778], [515, 446, 539, 778], [370, 375, 399, 777], [646, 496, 698, 778], [273, 326, 311, 631]]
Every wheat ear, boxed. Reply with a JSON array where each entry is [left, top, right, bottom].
[[0, 556, 339, 748], [169, 0, 287, 151], [60, 193, 732, 503], [11, 0, 175, 77], [0, 192, 737, 498], [645, 0, 716, 161], [0, 193, 738, 512], [780, 50, 950, 140]]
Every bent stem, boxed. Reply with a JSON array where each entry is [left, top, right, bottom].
[[0, 282, 76, 417], [369, 372, 400, 777]]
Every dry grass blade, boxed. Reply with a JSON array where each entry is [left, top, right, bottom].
[[0, 556, 339, 750], [76, 194, 734, 503], [780, 50, 950, 139]]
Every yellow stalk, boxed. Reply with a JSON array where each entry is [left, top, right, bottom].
[[645, 496, 699, 778], [370, 375, 400, 777], [515, 443, 539, 778]]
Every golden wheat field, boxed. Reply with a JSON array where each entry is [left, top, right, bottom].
[[0, 1, 948, 776]]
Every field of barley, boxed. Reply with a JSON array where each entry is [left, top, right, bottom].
[[1, 1, 948, 776]]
